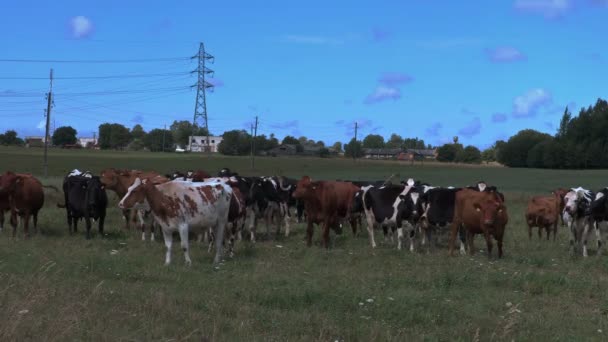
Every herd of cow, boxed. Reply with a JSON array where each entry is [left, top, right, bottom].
[[1, 167, 608, 265]]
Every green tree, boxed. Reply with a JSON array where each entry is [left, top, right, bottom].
[[218, 130, 252, 155], [436, 144, 458, 162], [282, 136, 300, 145], [318, 147, 330, 158], [127, 139, 145, 151], [0, 130, 23, 146], [499, 129, 552, 167], [385, 134, 404, 149], [98, 123, 131, 150], [402, 137, 426, 149], [481, 147, 496, 163], [556, 107, 572, 140], [170, 120, 209, 148], [144, 129, 174, 152], [131, 124, 146, 141], [331, 142, 343, 152], [461, 145, 481, 164], [52, 126, 77, 146], [344, 138, 363, 158], [362, 134, 385, 149]]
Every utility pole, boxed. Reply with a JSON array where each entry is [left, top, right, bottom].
[[251, 116, 258, 169], [162, 124, 166, 152], [43, 69, 53, 177], [353, 121, 358, 163], [191, 42, 215, 153]]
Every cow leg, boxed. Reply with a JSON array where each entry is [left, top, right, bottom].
[[306, 220, 314, 247], [466, 230, 475, 255], [137, 210, 146, 241], [582, 222, 590, 257], [85, 216, 92, 240], [23, 214, 31, 239], [538, 226, 542, 240], [365, 214, 377, 248], [98, 212, 106, 237], [408, 224, 416, 253], [0, 210, 3, 231], [322, 219, 331, 249], [178, 224, 192, 266], [496, 232, 504, 258], [595, 221, 603, 256], [552, 222, 558, 242], [162, 229, 173, 266], [568, 221, 576, 255], [349, 217, 358, 236], [459, 225, 467, 255], [214, 222, 227, 265], [73, 217, 79, 233], [396, 226, 403, 250], [484, 231, 494, 258], [527, 222, 532, 240], [10, 209, 17, 238], [122, 209, 131, 230], [32, 212, 38, 234], [282, 203, 291, 237], [448, 221, 460, 257]]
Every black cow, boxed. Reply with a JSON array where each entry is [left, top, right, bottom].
[[277, 176, 306, 223], [419, 187, 466, 252], [58, 170, 108, 239], [362, 183, 422, 251], [249, 177, 290, 239], [218, 168, 239, 178], [591, 188, 608, 256]]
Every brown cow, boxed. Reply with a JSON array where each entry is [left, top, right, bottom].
[[99, 168, 168, 240], [293, 176, 360, 248], [0, 172, 45, 238], [553, 188, 569, 226], [526, 192, 562, 240], [449, 189, 508, 258], [0, 175, 10, 231]]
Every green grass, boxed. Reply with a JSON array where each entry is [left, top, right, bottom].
[[1, 146, 608, 341]]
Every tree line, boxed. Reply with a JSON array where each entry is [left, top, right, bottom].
[[493, 98, 608, 169]]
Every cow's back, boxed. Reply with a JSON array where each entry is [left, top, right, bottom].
[[15, 175, 44, 212]]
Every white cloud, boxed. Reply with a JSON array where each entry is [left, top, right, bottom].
[[512, 88, 553, 118], [364, 86, 401, 104], [37, 120, 46, 130], [513, 0, 573, 18], [70, 16, 94, 39]]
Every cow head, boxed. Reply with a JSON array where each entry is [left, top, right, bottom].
[[85, 176, 106, 213], [400, 190, 423, 223], [0, 171, 21, 193], [293, 176, 315, 200], [564, 188, 591, 217], [591, 188, 608, 218], [99, 168, 120, 188], [473, 198, 504, 226], [118, 178, 147, 209]]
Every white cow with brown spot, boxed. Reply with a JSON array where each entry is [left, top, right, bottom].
[[119, 178, 232, 265]]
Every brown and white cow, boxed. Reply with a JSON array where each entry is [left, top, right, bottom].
[[449, 189, 508, 258], [119, 178, 233, 265], [0, 172, 45, 238], [99, 168, 168, 240], [525, 192, 562, 241], [293, 176, 360, 248]]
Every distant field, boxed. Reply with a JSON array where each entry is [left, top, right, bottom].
[[1, 146, 608, 341]]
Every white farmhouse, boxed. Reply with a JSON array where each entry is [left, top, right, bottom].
[[187, 135, 223, 153]]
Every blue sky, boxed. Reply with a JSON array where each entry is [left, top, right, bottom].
[[0, 0, 607, 148]]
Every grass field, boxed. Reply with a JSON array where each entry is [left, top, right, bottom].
[[1, 147, 608, 341]]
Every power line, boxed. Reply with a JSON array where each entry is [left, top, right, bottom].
[[0, 56, 191, 64], [0, 71, 191, 80]]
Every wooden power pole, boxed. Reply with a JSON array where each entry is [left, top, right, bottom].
[[43, 69, 53, 177]]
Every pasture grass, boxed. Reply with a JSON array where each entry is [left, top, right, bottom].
[[1, 146, 608, 341]]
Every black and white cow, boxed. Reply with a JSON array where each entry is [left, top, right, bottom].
[[419, 186, 467, 253], [58, 169, 108, 239], [277, 176, 306, 223], [563, 187, 594, 256], [362, 179, 422, 251], [249, 177, 290, 240], [590, 188, 608, 256]]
